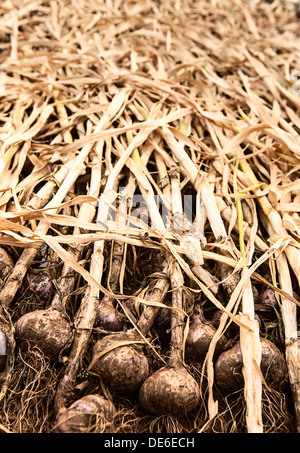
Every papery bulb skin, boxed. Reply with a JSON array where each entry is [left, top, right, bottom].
[[15, 309, 73, 360], [90, 333, 149, 393]]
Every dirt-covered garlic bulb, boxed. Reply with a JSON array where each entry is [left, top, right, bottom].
[[214, 338, 288, 395], [94, 298, 124, 332], [185, 317, 227, 364], [26, 271, 53, 302], [139, 365, 200, 416], [89, 332, 149, 393], [15, 308, 73, 360], [258, 286, 278, 307], [55, 394, 116, 433]]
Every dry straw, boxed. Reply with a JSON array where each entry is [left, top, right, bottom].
[[0, 0, 299, 434]]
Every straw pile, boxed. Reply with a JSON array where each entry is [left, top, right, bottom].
[[0, 0, 299, 434]]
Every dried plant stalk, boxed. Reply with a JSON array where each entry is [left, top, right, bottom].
[[0, 0, 299, 434], [239, 272, 263, 433]]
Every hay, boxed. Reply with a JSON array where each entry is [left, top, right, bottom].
[[0, 0, 299, 433]]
